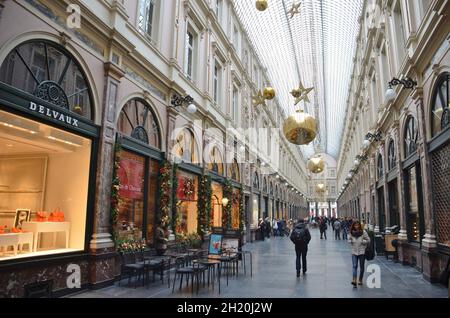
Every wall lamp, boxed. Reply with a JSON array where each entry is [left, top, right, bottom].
[[385, 77, 417, 103], [365, 131, 382, 143], [171, 94, 197, 114]]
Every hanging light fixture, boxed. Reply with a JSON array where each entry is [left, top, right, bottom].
[[307, 155, 325, 174], [255, 0, 268, 11], [316, 183, 326, 193], [283, 109, 317, 145]]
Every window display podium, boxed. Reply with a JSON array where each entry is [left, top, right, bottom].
[[22, 222, 70, 252], [0, 232, 33, 256]]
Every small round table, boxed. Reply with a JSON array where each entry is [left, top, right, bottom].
[[192, 259, 221, 293]]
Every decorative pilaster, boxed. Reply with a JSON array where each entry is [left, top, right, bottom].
[[393, 119, 408, 241], [90, 62, 124, 251]]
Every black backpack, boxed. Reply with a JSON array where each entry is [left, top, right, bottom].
[[290, 227, 306, 244]]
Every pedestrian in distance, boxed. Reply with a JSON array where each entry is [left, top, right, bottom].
[[290, 219, 311, 277], [348, 220, 371, 287], [319, 217, 327, 239], [273, 218, 279, 237], [334, 219, 341, 240]]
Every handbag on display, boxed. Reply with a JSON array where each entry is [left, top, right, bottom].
[[36, 211, 47, 222], [49, 208, 65, 222]]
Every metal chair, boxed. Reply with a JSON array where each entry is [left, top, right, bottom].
[[118, 251, 145, 288], [172, 254, 207, 294]]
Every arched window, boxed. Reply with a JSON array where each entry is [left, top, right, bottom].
[[377, 153, 384, 180], [270, 182, 273, 196], [404, 116, 419, 158], [431, 73, 450, 136], [207, 147, 223, 174], [229, 159, 240, 182], [117, 99, 160, 148], [253, 172, 259, 189], [174, 128, 198, 163], [0, 40, 93, 119], [388, 139, 396, 171]]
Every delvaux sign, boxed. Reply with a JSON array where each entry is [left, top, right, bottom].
[[29, 101, 79, 127]]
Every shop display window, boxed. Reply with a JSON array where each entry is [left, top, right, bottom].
[[175, 171, 198, 234], [211, 182, 223, 228], [406, 167, 420, 242], [116, 150, 145, 242], [0, 110, 91, 261]]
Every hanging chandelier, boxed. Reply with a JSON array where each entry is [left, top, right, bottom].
[[316, 183, 326, 193], [307, 155, 325, 174], [283, 109, 317, 145]]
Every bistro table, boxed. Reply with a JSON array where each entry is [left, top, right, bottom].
[[192, 259, 221, 293]]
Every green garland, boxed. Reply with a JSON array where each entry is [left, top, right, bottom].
[[197, 175, 212, 238], [111, 142, 122, 245], [171, 164, 179, 232], [157, 161, 173, 233], [239, 188, 245, 234], [223, 179, 233, 229]]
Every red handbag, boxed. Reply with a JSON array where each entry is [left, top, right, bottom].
[[49, 208, 65, 222], [36, 211, 47, 222]]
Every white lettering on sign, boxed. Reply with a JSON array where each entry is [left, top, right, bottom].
[[29, 102, 79, 127]]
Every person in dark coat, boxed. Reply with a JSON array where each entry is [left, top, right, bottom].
[[319, 217, 327, 239], [258, 218, 266, 241], [290, 219, 311, 277]]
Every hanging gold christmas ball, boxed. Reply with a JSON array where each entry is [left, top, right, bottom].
[[316, 183, 326, 193], [73, 105, 83, 115], [263, 87, 276, 100], [283, 110, 317, 145], [307, 156, 325, 174], [256, 0, 268, 11]]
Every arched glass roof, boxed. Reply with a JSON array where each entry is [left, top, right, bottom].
[[233, 0, 363, 159]]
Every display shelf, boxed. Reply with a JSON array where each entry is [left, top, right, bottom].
[[0, 190, 43, 193]]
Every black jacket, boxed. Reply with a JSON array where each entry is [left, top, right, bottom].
[[292, 223, 311, 246]]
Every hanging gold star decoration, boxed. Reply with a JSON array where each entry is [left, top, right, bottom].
[[252, 90, 266, 107], [291, 83, 314, 105], [288, 1, 302, 19]]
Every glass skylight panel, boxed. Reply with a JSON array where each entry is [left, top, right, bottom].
[[232, 0, 363, 160]]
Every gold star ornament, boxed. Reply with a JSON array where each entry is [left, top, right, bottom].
[[252, 91, 266, 107], [291, 83, 314, 105], [288, 1, 302, 19]]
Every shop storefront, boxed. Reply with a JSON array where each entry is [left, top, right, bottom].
[[0, 40, 99, 267], [402, 116, 425, 244], [114, 98, 162, 246], [429, 73, 450, 250]]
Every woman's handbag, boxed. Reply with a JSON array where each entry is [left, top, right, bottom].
[[36, 211, 47, 222]]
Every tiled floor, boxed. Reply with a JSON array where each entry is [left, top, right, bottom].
[[70, 228, 448, 298]]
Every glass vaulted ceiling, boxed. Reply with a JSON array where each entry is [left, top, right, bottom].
[[233, 0, 363, 159]]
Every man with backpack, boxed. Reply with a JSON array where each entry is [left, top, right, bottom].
[[290, 219, 311, 277]]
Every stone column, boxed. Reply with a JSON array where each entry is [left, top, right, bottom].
[[414, 89, 439, 282], [88, 61, 125, 288]]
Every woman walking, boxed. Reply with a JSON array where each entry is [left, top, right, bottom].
[[348, 220, 370, 287]]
